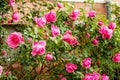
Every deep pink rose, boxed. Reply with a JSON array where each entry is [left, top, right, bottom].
[[51, 25, 60, 37], [101, 74, 109, 80], [88, 10, 96, 18], [99, 26, 113, 39], [7, 32, 24, 48], [57, 2, 63, 8], [34, 17, 46, 28], [0, 66, 3, 76], [92, 39, 99, 45], [61, 77, 67, 80], [12, 11, 20, 22], [86, 32, 90, 38], [1, 50, 7, 56], [98, 20, 103, 26], [112, 52, 120, 63], [31, 40, 46, 56], [65, 63, 77, 73], [82, 58, 92, 68], [62, 30, 78, 45], [45, 52, 53, 61], [93, 72, 100, 80], [83, 73, 94, 80], [69, 10, 80, 20], [9, 0, 15, 6], [108, 22, 116, 30], [44, 11, 56, 22]]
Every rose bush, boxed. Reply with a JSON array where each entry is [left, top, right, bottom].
[[0, 0, 120, 80]]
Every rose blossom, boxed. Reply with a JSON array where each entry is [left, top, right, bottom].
[[65, 63, 77, 73], [62, 30, 78, 45], [88, 10, 96, 18], [34, 17, 46, 28], [45, 52, 53, 61], [0, 66, 3, 76], [112, 52, 120, 63], [99, 26, 113, 39], [12, 11, 20, 22], [1, 50, 7, 56], [51, 25, 60, 37], [98, 20, 103, 26], [9, 0, 15, 6], [31, 40, 46, 56], [61, 77, 67, 80], [7, 32, 24, 48], [27, 38, 32, 43], [108, 22, 116, 30], [82, 58, 92, 68], [44, 11, 56, 23], [92, 38, 99, 45], [93, 72, 100, 80], [69, 10, 80, 20], [57, 2, 63, 8], [101, 74, 109, 80]]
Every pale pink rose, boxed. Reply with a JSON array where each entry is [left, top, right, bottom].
[[0, 66, 3, 76], [92, 39, 99, 45], [108, 22, 116, 30], [12, 11, 20, 22], [101, 74, 109, 80], [57, 2, 63, 8], [112, 52, 120, 63], [9, 0, 15, 6], [86, 32, 90, 38], [98, 20, 103, 26], [51, 25, 60, 37], [82, 58, 92, 68], [83, 73, 94, 80], [62, 30, 78, 45], [65, 63, 77, 73], [99, 26, 113, 39], [34, 17, 46, 28], [69, 10, 80, 20], [88, 10, 96, 18], [1, 50, 7, 56], [7, 32, 24, 48], [61, 77, 67, 80], [93, 72, 100, 80], [45, 52, 53, 61], [31, 40, 46, 56], [27, 38, 32, 43], [44, 11, 56, 23]]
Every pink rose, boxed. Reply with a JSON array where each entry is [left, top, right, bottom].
[[12, 11, 20, 22], [44, 11, 56, 23], [98, 20, 103, 26], [1, 50, 7, 56], [7, 32, 24, 48], [101, 74, 109, 80], [9, 0, 15, 6], [0, 66, 3, 76], [99, 26, 113, 39], [62, 30, 78, 45], [51, 25, 60, 37], [83, 72, 100, 80], [86, 32, 90, 38], [92, 39, 99, 45], [34, 17, 46, 28], [57, 2, 63, 8], [83, 73, 94, 80], [27, 38, 32, 43], [61, 77, 67, 80], [69, 10, 80, 20], [82, 58, 92, 68], [112, 52, 120, 63], [65, 63, 77, 73], [31, 40, 46, 56], [45, 52, 53, 61], [88, 10, 96, 18], [108, 22, 116, 30]]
